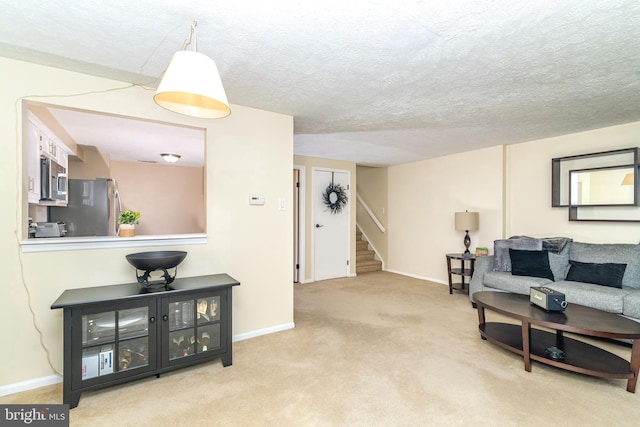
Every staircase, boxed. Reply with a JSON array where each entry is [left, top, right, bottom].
[[356, 228, 382, 274]]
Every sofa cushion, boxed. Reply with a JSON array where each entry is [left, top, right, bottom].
[[549, 281, 630, 314], [548, 252, 569, 281], [509, 249, 554, 281], [623, 292, 640, 319], [510, 236, 573, 255], [569, 242, 640, 290], [493, 238, 542, 272], [565, 260, 626, 289], [484, 271, 552, 295]]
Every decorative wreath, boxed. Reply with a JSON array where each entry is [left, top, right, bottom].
[[322, 181, 349, 214]]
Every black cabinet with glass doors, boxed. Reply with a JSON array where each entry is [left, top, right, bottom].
[[51, 274, 239, 408]]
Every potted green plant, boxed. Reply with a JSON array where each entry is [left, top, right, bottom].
[[118, 209, 140, 237]]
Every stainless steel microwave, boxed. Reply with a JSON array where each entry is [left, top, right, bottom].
[[40, 157, 67, 203]]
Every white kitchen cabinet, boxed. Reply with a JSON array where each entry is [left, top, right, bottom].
[[58, 142, 69, 170], [27, 115, 71, 205], [27, 120, 42, 204]]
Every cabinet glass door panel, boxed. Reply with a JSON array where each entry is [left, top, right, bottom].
[[79, 302, 155, 385], [118, 337, 149, 371], [81, 348, 100, 380], [169, 329, 195, 360], [197, 324, 220, 353], [168, 301, 194, 331], [197, 296, 220, 323], [81, 344, 114, 380], [83, 311, 115, 346], [118, 307, 149, 340]]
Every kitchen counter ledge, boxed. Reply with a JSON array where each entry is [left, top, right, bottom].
[[21, 233, 207, 253]]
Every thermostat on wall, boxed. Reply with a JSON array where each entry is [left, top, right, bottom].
[[250, 195, 265, 205]]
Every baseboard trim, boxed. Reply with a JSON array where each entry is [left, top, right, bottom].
[[233, 322, 296, 342], [1, 323, 296, 397], [0, 374, 62, 397], [384, 269, 447, 285]]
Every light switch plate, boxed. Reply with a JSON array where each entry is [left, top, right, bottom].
[[250, 195, 265, 205]]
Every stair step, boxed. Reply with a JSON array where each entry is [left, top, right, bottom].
[[355, 227, 382, 274], [356, 252, 375, 262], [356, 259, 382, 274]]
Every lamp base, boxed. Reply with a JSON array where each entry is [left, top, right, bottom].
[[463, 230, 471, 256]]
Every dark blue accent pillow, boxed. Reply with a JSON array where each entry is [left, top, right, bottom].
[[509, 249, 554, 281], [566, 260, 626, 288]]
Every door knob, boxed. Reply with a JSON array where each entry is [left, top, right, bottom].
[[315, 224, 324, 228], [162, 314, 168, 321]]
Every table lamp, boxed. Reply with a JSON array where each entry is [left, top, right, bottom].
[[455, 211, 479, 257]]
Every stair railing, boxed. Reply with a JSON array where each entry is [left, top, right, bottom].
[[356, 193, 386, 233]]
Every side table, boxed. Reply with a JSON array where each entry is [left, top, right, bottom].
[[446, 253, 476, 295]]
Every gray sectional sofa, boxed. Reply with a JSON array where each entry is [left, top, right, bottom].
[[469, 237, 640, 322]]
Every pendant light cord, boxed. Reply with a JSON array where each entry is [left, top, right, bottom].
[[180, 20, 198, 52]]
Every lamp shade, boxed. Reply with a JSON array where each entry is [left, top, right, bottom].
[[621, 173, 634, 186], [154, 50, 231, 119], [454, 211, 479, 231]]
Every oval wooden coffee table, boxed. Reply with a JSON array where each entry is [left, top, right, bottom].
[[474, 291, 640, 392]]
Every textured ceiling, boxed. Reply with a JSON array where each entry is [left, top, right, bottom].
[[2, 0, 640, 166]]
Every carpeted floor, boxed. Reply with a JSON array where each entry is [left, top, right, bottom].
[[3, 271, 640, 426]]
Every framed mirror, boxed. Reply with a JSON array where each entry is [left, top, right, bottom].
[[552, 148, 638, 207], [552, 147, 640, 222], [569, 165, 636, 206]]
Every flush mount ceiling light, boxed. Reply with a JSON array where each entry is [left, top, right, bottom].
[[161, 153, 181, 163], [154, 21, 231, 119]]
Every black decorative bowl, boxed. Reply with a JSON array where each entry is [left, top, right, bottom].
[[125, 251, 187, 287]]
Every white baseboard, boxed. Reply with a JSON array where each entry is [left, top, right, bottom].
[[0, 374, 62, 397], [232, 322, 295, 342], [0, 323, 296, 397], [384, 269, 447, 285]]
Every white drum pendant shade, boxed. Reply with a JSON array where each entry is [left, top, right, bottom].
[[154, 50, 231, 119]]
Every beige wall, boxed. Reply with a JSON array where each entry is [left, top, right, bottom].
[[355, 166, 388, 263], [68, 151, 111, 180], [293, 155, 357, 282], [1, 57, 293, 388], [382, 121, 640, 284], [110, 161, 205, 235], [386, 146, 504, 282]]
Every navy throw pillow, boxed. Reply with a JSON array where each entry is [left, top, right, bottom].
[[509, 249, 555, 281], [566, 260, 626, 289]]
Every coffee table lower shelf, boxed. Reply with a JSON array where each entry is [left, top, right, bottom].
[[481, 322, 634, 380]]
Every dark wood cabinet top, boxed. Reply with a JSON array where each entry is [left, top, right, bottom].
[[51, 274, 240, 309]]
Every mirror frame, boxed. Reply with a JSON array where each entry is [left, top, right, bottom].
[[552, 147, 640, 222]]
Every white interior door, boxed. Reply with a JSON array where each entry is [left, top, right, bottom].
[[313, 169, 349, 281]]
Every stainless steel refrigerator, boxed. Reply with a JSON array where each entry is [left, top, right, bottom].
[[49, 178, 121, 237]]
